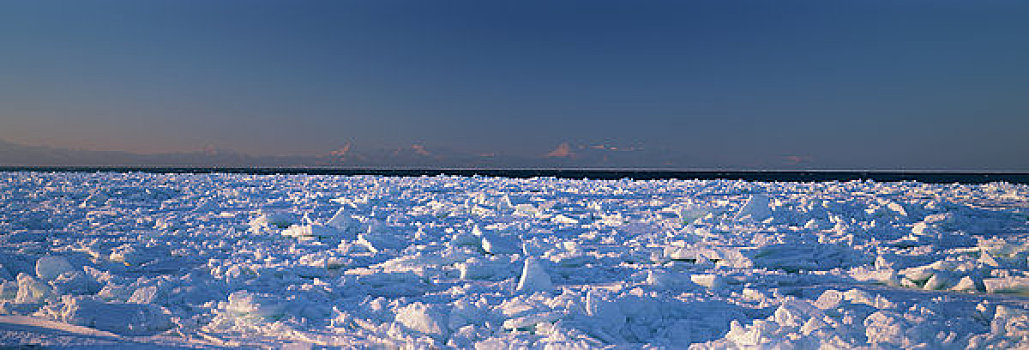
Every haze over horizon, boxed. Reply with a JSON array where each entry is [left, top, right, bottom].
[[2, 1, 1028, 170]]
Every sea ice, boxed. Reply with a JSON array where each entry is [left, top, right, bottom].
[[1, 171, 1027, 348]]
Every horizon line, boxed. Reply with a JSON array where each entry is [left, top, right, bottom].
[[2, 166, 1028, 175]]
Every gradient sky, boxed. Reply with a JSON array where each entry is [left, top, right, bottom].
[[2, 0, 1028, 169]]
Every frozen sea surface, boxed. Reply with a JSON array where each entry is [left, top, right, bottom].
[[1, 172, 1028, 348]]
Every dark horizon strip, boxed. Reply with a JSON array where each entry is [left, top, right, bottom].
[[3, 167, 1028, 184]]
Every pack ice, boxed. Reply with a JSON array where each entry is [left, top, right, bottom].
[[1, 172, 1028, 348]]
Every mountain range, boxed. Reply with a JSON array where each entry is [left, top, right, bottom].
[[0, 139, 717, 169]]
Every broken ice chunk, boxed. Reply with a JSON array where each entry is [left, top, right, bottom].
[[516, 258, 554, 293], [951, 276, 985, 293], [128, 285, 161, 304], [678, 203, 713, 224], [356, 221, 406, 253], [282, 223, 340, 239], [646, 270, 695, 290], [35, 256, 75, 281], [79, 191, 109, 208], [864, 311, 908, 346], [326, 207, 361, 232], [108, 244, 164, 267], [222, 290, 287, 322], [923, 273, 952, 290], [249, 211, 298, 233], [690, 274, 724, 290], [59, 296, 174, 335], [513, 204, 539, 217], [50, 271, 91, 295], [15, 273, 54, 303], [735, 194, 772, 221], [458, 257, 514, 280], [984, 277, 1029, 295], [396, 302, 449, 339], [450, 229, 484, 250], [551, 214, 579, 225]]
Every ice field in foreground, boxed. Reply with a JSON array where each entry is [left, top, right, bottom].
[[1, 172, 1028, 348]]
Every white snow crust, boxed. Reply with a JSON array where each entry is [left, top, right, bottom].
[[1, 172, 1028, 348]]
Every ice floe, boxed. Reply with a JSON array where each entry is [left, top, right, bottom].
[[0, 171, 1027, 348]]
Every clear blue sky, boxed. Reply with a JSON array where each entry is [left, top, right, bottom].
[[2, 0, 1028, 169]]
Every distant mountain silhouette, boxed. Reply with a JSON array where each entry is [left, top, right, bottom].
[[0, 139, 720, 169], [0, 139, 310, 167]]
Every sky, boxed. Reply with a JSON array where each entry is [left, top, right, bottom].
[[1, 0, 1028, 170]]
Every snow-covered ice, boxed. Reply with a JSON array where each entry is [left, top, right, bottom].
[[1, 172, 1028, 348]]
